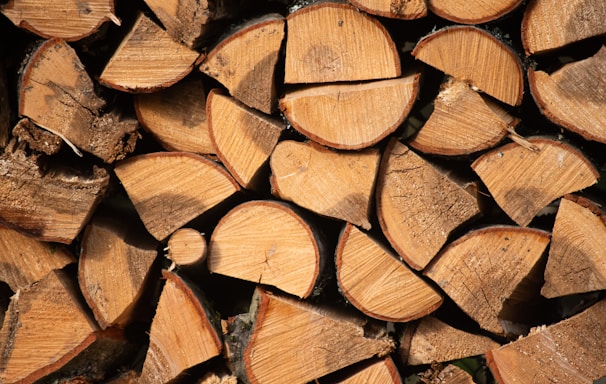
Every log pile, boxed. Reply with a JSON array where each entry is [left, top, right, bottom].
[[0, 0, 605, 383]]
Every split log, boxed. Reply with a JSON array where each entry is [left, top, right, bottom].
[[521, 0, 606, 55], [11, 118, 62, 155], [487, 299, 606, 383], [336, 223, 443, 322], [207, 90, 284, 189], [280, 74, 420, 150], [424, 226, 550, 335], [427, 0, 523, 24], [471, 137, 599, 226], [208, 200, 326, 299], [412, 25, 524, 106], [139, 270, 222, 383], [418, 364, 474, 384], [541, 195, 606, 298], [224, 287, 395, 384], [166, 228, 207, 268], [134, 75, 215, 155], [200, 14, 285, 114], [270, 140, 380, 230], [284, 2, 400, 84], [198, 372, 238, 384], [0, 0, 120, 41], [19, 38, 140, 163], [100, 13, 200, 93], [376, 139, 481, 270], [347, 0, 427, 19], [114, 152, 240, 241], [327, 357, 402, 384], [528, 46, 606, 144]]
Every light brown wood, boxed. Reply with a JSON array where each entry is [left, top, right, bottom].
[[114, 152, 240, 241], [207, 89, 284, 189], [471, 138, 599, 226], [270, 140, 380, 230], [0, 224, 74, 291], [347, 0, 426, 19], [134, 76, 215, 155], [427, 0, 522, 24], [419, 364, 475, 384], [79, 212, 158, 329], [376, 139, 481, 270], [280, 75, 420, 150], [100, 13, 200, 93], [11, 118, 62, 155], [409, 77, 516, 156], [542, 195, 606, 298], [19, 38, 140, 163], [521, 0, 606, 55], [336, 223, 443, 322], [200, 14, 285, 114], [198, 372, 238, 384], [400, 316, 500, 365], [284, 2, 400, 84], [140, 270, 222, 383], [333, 357, 402, 384], [412, 25, 524, 106], [528, 46, 606, 144], [424, 226, 550, 335], [487, 299, 606, 383], [0, 0, 120, 41], [208, 200, 324, 298], [167, 228, 207, 267]]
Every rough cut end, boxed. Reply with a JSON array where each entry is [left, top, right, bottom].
[[427, 0, 523, 24], [348, 0, 427, 20]]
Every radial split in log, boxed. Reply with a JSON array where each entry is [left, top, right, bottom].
[[347, 0, 427, 19], [166, 228, 207, 268], [412, 25, 524, 106], [424, 226, 550, 335], [284, 2, 400, 84], [270, 140, 380, 230], [280, 75, 420, 150], [471, 137, 599, 226], [427, 0, 523, 24]]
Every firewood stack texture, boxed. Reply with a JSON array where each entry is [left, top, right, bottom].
[[0, 0, 605, 383]]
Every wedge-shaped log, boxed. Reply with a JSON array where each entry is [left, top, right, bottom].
[[412, 26, 524, 106], [336, 224, 442, 322], [280, 75, 420, 150], [529, 46, 606, 144], [207, 90, 284, 189], [471, 138, 599, 226], [425, 226, 550, 335], [285, 2, 400, 84], [100, 13, 200, 93], [114, 152, 240, 241], [409, 77, 516, 156], [225, 288, 394, 384], [377, 139, 480, 270], [1, 0, 120, 41], [522, 0, 606, 55], [19, 39, 139, 163], [487, 299, 606, 383], [427, 0, 522, 24], [140, 270, 222, 383], [327, 357, 402, 384], [347, 0, 426, 19], [270, 140, 380, 230], [542, 195, 606, 298], [200, 14, 285, 114], [134, 76, 215, 155]]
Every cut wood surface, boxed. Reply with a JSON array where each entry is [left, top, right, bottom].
[[280, 75, 420, 150], [427, 0, 522, 24], [207, 90, 284, 189], [114, 152, 240, 241], [333, 357, 402, 384], [270, 140, 380, 230], [541, 195, 606, 298], [487, 299, 606, 383], [424, 226, 550, 335], [409, 77, 516, 156], [167, 228, 207, 267], [11, 118, 62, 155], [134, 76, 215, 155], [521, 0, 606, 55], [347, 0, 427, 19], [200, 14, 285, 114], [336, 223, 442, 322], [0, 0, 120, 41], [400, 316, 500, 365], [208, 200, 323, 299], [100, 13, 200, 93], [471, 138, 599, 226], [140, 270, 222, 383], [412, 25, 524, 106], [420, 364, 474, 384], [19, 38, 140, 163], [528, 46, 606, 144], [284, 2, 400, 84], [377, 139, 481, 270]]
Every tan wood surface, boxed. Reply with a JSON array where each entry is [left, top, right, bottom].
[[167, 228, 207, 267], [348, 0, 426, 19], [427, 0, 522, 24]]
